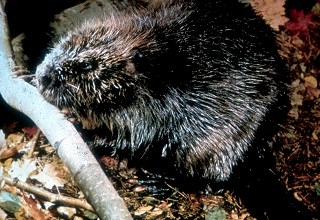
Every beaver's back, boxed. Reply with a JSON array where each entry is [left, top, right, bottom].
[[34, 1, 312, 219]]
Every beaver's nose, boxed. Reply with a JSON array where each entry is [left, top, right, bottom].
[[36, 64, 63, 90]]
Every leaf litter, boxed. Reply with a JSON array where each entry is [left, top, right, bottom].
[[0, 0, 320, 219]]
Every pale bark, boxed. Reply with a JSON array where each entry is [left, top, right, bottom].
[[0, 1, 132, 219]]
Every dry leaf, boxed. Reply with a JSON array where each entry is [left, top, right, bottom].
[[134, 205, 153, 215], [251, 0, 289, 30], [304, 76, 320, 100], [8, 159, 37, 182], [30, 163, 66, 189], [304, 76, 318, 88], [6, 133, 24, 148], [22, 195, 47, 220]]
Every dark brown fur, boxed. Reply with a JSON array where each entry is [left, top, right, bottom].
[[35, 1, 316, 219]]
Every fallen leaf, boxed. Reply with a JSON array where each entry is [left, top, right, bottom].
[[8, 159, 37, 182], [22, 195, 47, 220], [285, 9, 313, 36], [57, 206, 77, 219], [134, 205, 153, 216], [304, 76, 320, 100], [304, 75, 318, 88], [312, 3, 320, 15], [22, 126, 39, 136], [6, 133, 24, 148], [30, 163, 66, 189], [251, 0, 288, 30]]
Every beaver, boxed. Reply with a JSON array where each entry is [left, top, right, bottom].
[[35, 0, 315, 219]]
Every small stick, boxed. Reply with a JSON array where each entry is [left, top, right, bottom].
[[27, 129, 41, 158], [1, 176, 94, 212]]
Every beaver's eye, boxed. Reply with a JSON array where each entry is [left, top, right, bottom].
[[74, 60, 98, 73], [80, 61, 94, 71]]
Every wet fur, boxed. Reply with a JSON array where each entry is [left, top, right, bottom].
[[35, 0, 314, 219]]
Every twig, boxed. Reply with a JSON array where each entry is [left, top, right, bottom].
[[27, 129, 41, 158], [165, 182, 189, 199], [1, 176, 94, 211]]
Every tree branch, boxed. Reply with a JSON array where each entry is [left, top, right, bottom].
[[0, 1, 132, 219]]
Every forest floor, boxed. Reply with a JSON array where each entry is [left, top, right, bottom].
[[0, 0, 319, 219]]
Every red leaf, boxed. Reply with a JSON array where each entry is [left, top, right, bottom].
[[22, 126, 39, 135], [284, 9, 313, 36]]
